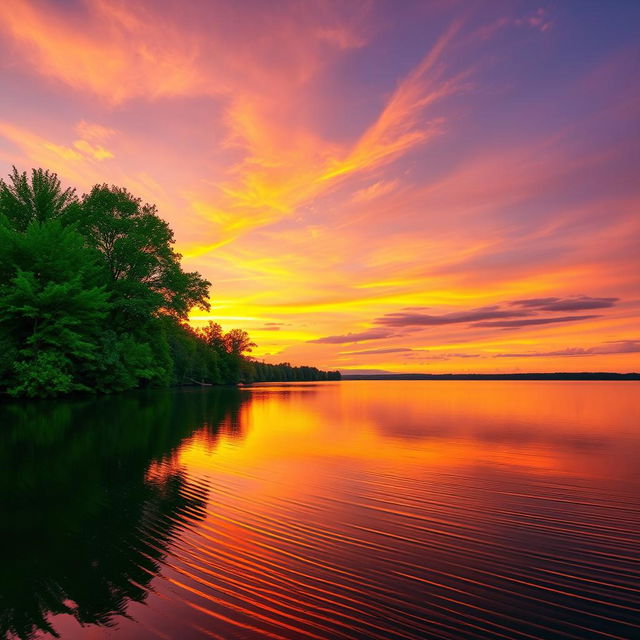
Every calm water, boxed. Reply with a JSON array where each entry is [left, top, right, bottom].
[[1, 381, 639, 640]]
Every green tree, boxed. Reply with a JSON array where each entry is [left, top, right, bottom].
[[89, 331, 170, 393], [222, 328, 256, 383], [223, 328, 256, 356], [73, 185, 210, 327], [196, 321, 226, 352], [0, 167, 78, 231], [0, 221, 109, 397], [194, 321, 231, 382]]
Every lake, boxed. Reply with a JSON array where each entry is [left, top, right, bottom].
[[1, 381, 639, 640]]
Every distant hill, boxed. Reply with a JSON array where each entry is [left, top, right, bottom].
[[340, 372, 640, 381]]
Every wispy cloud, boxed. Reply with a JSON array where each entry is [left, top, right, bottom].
[[377, 306, 529, 327], [374, 296, 616, 330], [181, 15, 469, 256], [474, 315, 600, 328], [350, 179, 400, 204], [0, 122, 115, 185], [494, 340, 640, 358], [515, 7, 553, 33], [340, 347, 413, 356], [511, 296, 618, 311], [309, 329, 392, 344], [0, 0, 208, 104]]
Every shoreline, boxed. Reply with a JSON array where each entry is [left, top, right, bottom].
[[340, 372, 640, 381]]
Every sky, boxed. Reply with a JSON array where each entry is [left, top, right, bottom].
[[0, 0, 639, 374]]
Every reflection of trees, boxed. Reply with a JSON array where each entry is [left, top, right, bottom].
[[0, 388, 247, 640]]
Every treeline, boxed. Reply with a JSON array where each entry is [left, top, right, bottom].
[[168, 321, 340, 385], [252, 361, 341, 382], [0, 168, 339, 397]]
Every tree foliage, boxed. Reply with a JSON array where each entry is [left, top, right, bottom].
[[0, 168, 339, 397], [0, 167, 78, 231], [70, 184, 210, 326], [0, 221, 109, 397]]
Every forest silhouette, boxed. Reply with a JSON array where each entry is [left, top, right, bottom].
[[0, 168, 339, 397]]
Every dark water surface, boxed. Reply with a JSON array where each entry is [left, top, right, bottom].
[[1, 381, 639, 640]]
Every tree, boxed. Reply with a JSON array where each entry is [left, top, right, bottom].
[[196, 321, 225, 351], [223, 329, 256, 355], [0, 220, 109, 396], [72, 185, 210, 327], [0, 167, 78, 231], [222, 329, 256, 383]]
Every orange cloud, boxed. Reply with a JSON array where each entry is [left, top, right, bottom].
[[0, 0, 207, 103], [72, 139, 113, 160], [185, 23, 468, 256]]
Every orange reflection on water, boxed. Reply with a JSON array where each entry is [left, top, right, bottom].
[[13, 381, 638, 640], [179, 381, 640, 481], [167, 382, 640, 640]]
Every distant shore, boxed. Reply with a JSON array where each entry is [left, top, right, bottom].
[[340, 373, 640, 381]]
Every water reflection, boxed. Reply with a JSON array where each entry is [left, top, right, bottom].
[[0, 388, 247, 640], [1, 382, 639, 640]]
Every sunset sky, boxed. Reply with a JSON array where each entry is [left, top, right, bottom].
[[1, 0, 638, 373]]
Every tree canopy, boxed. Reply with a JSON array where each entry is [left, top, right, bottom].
[[0, 167, 78, 231], [72, 185, 210, 323], [0, 168, 339, 397]]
